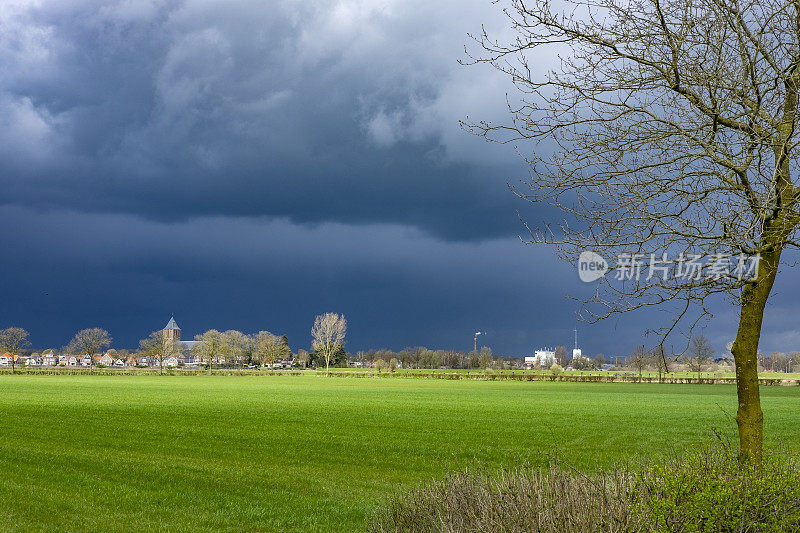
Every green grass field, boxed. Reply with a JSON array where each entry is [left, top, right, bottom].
[[1, 375, 799, 531]]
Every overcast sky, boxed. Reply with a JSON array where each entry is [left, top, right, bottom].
[[2, 0, 799, 356]]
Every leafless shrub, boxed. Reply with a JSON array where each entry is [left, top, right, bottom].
[[370, 463, 648, 532]]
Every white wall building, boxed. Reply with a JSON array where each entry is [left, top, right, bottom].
[[525, 349, 556, 368]]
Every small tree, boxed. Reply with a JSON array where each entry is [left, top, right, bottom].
[[375, 358, 387, 373], [254, 331, 280, 368], [687, 335, 714, 381], [389, 357, 399, 372], [594, 353, 607, 368], [629, 345, 648, 382], [650, 345, 670, 382], [221, 330, 250, 369], [554, 345, 569, 367], [139, 330, 182, 375], [0, 327, 30, 374], [68, 328, 111, 374], [296, 349, 310, 369], [279, 335, 291, 359], [311, 312, 347, 376], [193, 330, 222, 375], [478, 346, 493, 369]]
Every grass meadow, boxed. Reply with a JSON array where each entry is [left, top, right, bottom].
[[1, 375, 800, 531]]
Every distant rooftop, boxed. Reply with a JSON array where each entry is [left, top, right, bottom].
[[164, 317, 180, 330]]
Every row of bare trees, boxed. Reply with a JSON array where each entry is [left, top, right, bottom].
[[0, 313, 344, 375], [138, 329, 294, 375], [353, 346, 507, 370], [0, 326, 112, 375], [627, 336, 716, 381]]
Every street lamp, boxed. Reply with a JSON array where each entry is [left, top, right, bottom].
[[474, 331, 484, 352]]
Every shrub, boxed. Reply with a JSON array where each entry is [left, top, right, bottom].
[[634, 446, 800, 531], [370, 464, 645, 532], [370, 447, 800, 532]]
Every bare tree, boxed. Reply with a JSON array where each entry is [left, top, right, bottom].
[[765, 350, 790, 373], [770, 351, 791, 373], [0, 327, 30, 374], [193, 330, 222, 375], [254, 331, 281, 368], [629, 345, 648, 381], [478, 346, 493, 369], [220, 330, 250, 369], [139, 330, 182, 375], [685, 335, 715, 380], [311, 312, 347, 375], [790, 351, 800, 372], [467, 0, 800, 463], [296, 349, 310, 369], [649, 345, 670, 382], [554, 345, 569, 367], [68, 328, 112, 374]]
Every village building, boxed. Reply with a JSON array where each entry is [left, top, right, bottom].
[[525, 348, 556, 368]]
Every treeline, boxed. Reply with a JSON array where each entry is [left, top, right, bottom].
[[352, 346, 515, 370]]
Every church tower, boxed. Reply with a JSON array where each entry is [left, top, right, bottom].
[[164, 316, 181, 343]]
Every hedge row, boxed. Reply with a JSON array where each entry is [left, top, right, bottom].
[[1, 367, 797, 386]]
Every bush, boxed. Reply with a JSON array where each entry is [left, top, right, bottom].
[[370, 447, 800, 532], [370, 464, 644, 532], [635, 446, 800, 531]]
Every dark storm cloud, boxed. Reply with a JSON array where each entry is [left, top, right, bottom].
[[1, 204, 798, 356], [0, 0, 523, 241], [3, 1, 799, 357], [0, 206, 589, 353]]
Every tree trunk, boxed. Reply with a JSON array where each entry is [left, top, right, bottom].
[[730, 249, 781, 465]]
